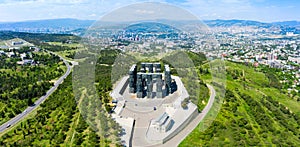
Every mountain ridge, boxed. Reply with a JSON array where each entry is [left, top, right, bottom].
[[1, 18, 300, 33]]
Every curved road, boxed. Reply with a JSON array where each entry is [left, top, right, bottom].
[[0, 51, 72, 133], [160, 84, 216, 147]]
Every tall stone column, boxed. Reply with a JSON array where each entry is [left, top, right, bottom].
[[137, 73, 143, 98], [147, 82, 153, 98], [149, 63, 153, 73], [156, 74, 163, 98], [155, 63, 161, 73], [129, 64, 137, 93], [146, 74, 153, 98], [141, 63, 146, 73], [164, 65, 172, 95]]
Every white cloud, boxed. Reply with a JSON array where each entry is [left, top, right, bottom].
[[88, 13, 97, 17], [136, 9, 155, 14]]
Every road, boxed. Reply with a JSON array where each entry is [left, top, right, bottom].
[[159, 84, 216, 147], [0, 51, 72, 133]]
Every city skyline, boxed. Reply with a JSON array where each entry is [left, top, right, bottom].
[[0, 0, 300, 22]]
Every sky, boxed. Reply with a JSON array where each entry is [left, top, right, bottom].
[[0, 0, 300, 22]]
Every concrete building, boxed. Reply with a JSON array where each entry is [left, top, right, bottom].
[[12, 41, 24, 46], [153, 112, 173, 133]]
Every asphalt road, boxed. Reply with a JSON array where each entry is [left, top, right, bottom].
[[0, 51, 72, 133], [160, 84, 216, 147]]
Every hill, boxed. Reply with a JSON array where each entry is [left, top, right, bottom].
[[180, 61, 300, 146], [273, 21, 300, 27], [124, 22, 180, 33], [0, 31, 80, 44], [1, 18, 300, 34], [0, 19, 94, 34], [203, 19, 270, 27], [0, 75, 105, 146], [1, 49, 299, 146]]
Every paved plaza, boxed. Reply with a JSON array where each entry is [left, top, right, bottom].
[[110, 73, 198, 146]]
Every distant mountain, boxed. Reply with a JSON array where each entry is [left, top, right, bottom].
[[202, 19, 300, 34], [203, 19, 270, 27], [1, 18, 300, 34], [0, 18, 95, 33], [203, 19, 300, 28], [0, 18, 95, 28], [272, 21, 300, 27], [124, 22, 180, 33]]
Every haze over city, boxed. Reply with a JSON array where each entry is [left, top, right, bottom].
[[0, 0, 300, 22]]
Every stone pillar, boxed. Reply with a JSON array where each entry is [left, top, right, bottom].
[[149, 63, 153, 73], [164, 65, 172, 95], [129, 64, 137, 93], [141, 63, 146, 73], [155, 63, 161, 73], [146, 74, 153, 98], [156, 74, 163, 98], [147, 82, 153, 98], [146, 74, 152, 84], [137, 73, 143, 98]]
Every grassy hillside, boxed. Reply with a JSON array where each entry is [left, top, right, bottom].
[[0, 75, 116, 146], [0, 49, 123, 146], [180, 61, 300, 146]]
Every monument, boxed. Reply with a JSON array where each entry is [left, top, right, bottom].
[[110, 62, 199, 146], [128, 63, 177, 98]]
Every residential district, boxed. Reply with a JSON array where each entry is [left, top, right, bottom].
[[102, 23, 300, 95]]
